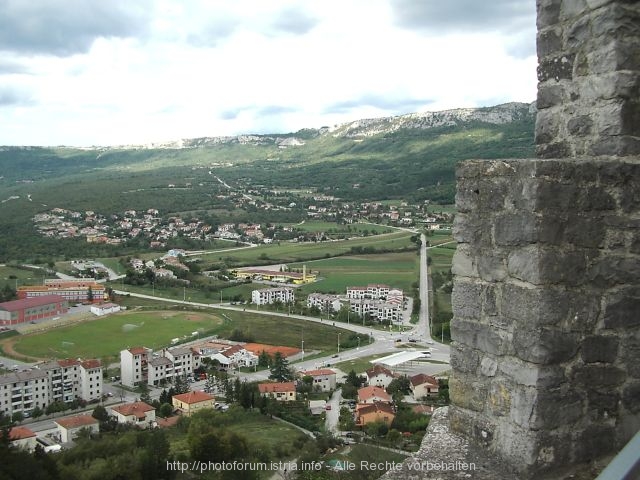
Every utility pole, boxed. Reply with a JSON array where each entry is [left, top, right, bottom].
[[337, 332, 341, 354]]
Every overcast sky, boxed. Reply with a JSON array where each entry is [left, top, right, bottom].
[[0, 0, 537, 147]]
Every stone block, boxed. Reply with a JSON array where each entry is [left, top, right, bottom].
[[581, 335, 619, 363], [621, 336, 640, 378], [577, 185, 616, 211], [507, 246, 540, 284], [567, 114, 593, 135], [477, 250, 507, 282], [535, 180, 579, 211], [536, 0, 561, 29], [494, 212, 538, 246], [483, 284, 498, 317], [513, 327, 580, 364], [488, 381, 512, 417], [572, 364, 627, 387], [451, 243, 478, 278], [538, 248, 588, 286], [559, 0, 589, 22], [534, 389, 584, 429], [449, 375, 488, 413], [450, 318, 506, 356], [509, 384, 537, 428], [449, 343, 480, 375], [622, 381, 640, 413], [480, 356, 498, 377], [537, 140, 573, 158], [590, 135, 640, 156], [537, 54, 575, 82], [537, 27, 564, 62], [588, 254, 640, 288], [576, 424, 617, 463], [564, 215, 606, 248], [451, 280, 483, 320], [603, 286, 640, 329], [498, 358, 566, 388], [537, 82, 566, 110], [452, 213, 484, 244], [587, 388, 620, 419], [535, 108, 561, 144]]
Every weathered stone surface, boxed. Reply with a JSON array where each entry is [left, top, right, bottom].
[[498, 358, 566, 388], [450, 319, 507, 356], [572, 364, 627, 387], [451, 281, 482, 320], [513, 327, 580, 364], [449, 343, 480, 375], [476, 250, 507, 282], [586, 388, 620, 419], [449, 375, 488, 413], [581, 335, 619, 363], [534, 389, 585, 429], [450, 243, 478, 277], [621, 381, 640, 413], [488, 381, 512, 417], [576, 424, 617, 463], [494, 212, 538, 246], [603, 287, 640, 328]]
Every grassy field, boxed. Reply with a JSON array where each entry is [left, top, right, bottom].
[[289, 220, 395, 235], [5, 307, 354, 361], [199, 231, 415, 266], [294, 251, 420, 296], [0, 265, 47, 290]]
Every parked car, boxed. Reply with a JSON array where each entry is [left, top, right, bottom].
[[325, 404, 332, 411]]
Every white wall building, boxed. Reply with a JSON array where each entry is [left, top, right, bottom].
[[306, 293, 342, 313], [349, 299, 401, 322], [0, 370, 50, 418], [251, 287, 295, 306], [120, 347, 151, 387], [79, 360, 103, 402]]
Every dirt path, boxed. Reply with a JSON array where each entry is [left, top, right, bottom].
[[0, 336, 43, 362]]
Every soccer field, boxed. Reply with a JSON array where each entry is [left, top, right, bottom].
[[9, 311, 223, 360]]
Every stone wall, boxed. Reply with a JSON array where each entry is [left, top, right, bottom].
[[449, 157, 640, 476], [536, 0, 640, 158]]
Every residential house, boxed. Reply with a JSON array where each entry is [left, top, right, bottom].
[[355, 402, 396, 428], [172, 390, 215, 416], [365, 364, 396, 389], [300, 369, 336, 392], [55, 415, 100, 442], [110, 401, 156, 428], [164, 346, 200, 378], [357, 386, 392, 404], [410, 374, 439, 400], [210, 345, 258, 369], [4, 426, 37, 451], [258, 382, 297, 402], [90, 303, 121, 316]]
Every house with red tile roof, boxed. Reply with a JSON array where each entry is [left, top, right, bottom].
[[300, 368, 336, 392], [409, 373, 439, 400], [258, 382, 296, 401], [357, 385, 392, 404], [172, 390, 215, 416], [3, 426, 37, 451], [365, 364, 396, 389], [355, 402, 395, 427], [110, 401, 156, 428], [55, 415, 100, 442]]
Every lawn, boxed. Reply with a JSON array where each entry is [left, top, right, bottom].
[[335, 354, 383, 375], [8, 311, 223, 360], [199, 231, 415, 266], [0, 265, 47, 290], [294, 251, 420, 296], [6, 308, 355, 361]]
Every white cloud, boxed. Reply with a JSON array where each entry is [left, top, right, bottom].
[[0, 0, 537, 146]]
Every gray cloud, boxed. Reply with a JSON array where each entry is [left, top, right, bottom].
[[0, 86, 33, 106], [0, 59, 31, 75], [326, 94, 434, 115], [0, 0, 152, 56], [220, 104, 298, 121], [187, 18, 239, 48], [389, 0, 536, 56], [269, 6, 319, 36]]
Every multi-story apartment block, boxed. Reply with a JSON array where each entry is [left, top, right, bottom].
[[0, 370, 50, 417], [37, 358, 103, 405], [346, 284, 391, 300], [251, 287, 295, 306], [349, 299, 401, 322], [80, 360, 103, 402], [120, 347, 151, 387], [306, 293, 342, 313], [121, 346, 200, 387]]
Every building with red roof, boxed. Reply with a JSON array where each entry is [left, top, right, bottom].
[[0, 295, 67, 326], [258, 382, 297, 401], [300, 368, 336, 392], [355, 401, 395, 427], [17, 281, 105, 304], [3, 426, 37, 451], [409, 373, 439, 400], [172, 390, 215, 416], [110, 401, 156, 428], [55, 415, 100, 442], [357, 385, 392, 404]]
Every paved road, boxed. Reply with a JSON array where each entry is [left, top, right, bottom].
[[325, 388, 342, 433]]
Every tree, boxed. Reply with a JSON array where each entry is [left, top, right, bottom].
[[258, 350, 271, 367], [269, 352, 293, 382], [159, 403, 173, 418], [11, 412, 23, 424], [173, 374, 189, 395], [92, 405, 109, 422], [31, 406, 44, 420]]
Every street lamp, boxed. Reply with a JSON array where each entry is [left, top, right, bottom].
[[337, 332, 341, 354], [357, 336, 360, 349]]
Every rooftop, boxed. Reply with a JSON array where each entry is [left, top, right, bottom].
[[55, 415, 99, 429], [173, 390, 214, 405], [0, 295, 66, 311]]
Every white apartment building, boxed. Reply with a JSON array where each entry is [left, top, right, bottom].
[[346, 284, 393, 300], [0, 370, 50, 418], [37, 358, 103, 405], [79, 360, 103, 402], [121, 346, 200, 387], [306, 293, 342, 313], [120, 347, 151, 387], [349, 299, 401, 322], [251, 287, 295, 306]]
